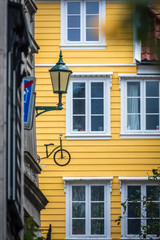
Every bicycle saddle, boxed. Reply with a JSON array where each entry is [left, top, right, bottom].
[[44, 143, 54, 146]]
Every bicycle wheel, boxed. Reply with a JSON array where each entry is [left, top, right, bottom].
[[54, 149, 71, 166]]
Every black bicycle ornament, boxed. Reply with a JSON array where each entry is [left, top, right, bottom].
[[37, 135, 71, 166]]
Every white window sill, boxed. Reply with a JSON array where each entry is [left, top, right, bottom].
[[120, 133, 160, 139], [65, 238, 112, 240], [60, 43, 107, 50], [65, 134, 111, 140]]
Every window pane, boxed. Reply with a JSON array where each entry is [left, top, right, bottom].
[[128, 219, 140, 234], [68, 2, 80, 14], [73, 99, 85, 114], [91, 99, 103, 114], [91, 83, 103, 97], [146, 98, 159, 113], [128, 203, 141, 217], [146, 81, 159, 97], [72, 219, 85, 235], [147, 203, 159, 218], [91, 186, 104, 201], [127, 82, 140, 97], [73, 203, 85, 218], [127, 115, 140, 130], [86, 29, 99, 41], [73, 83, 85, 98], [91, 220, 104, 235], [91, 203, 104, 217], [91, 116, 103, 131], [68, 16, 80, 28], [147, 220, 160, 235], [86, 16, 99, 27], [73, 116, 85, 131], [86, 2, 99, 14], [146, 115, 159, 130], [68, 29, 80, 41], [128, 186, 141, 200], [127, 98, 140, 113], [147, 186, 159, 201], [72, 186, 85, 201]]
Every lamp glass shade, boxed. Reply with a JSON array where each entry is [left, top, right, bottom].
[[50, 71, 71, 94]]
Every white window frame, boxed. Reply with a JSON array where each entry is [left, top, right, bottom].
[[119, 177, 160, 240], [63, 177, 113, 240], [66, 72, 112, 140], [119, 74, 160, 138], [61, 0, 106, 49]]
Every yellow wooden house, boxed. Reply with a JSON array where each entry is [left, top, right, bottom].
[[35, 1, 160, 239]]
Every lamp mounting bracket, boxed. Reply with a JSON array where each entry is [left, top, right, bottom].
[[35, 106, 63, 117]]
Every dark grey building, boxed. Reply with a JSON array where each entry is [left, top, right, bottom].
[[0, 0, 48, 239]]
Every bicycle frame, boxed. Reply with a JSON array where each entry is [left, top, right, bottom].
[[41, 136, 63, 159]]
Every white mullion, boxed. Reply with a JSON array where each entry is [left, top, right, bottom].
[[81, 1, 84, 43], [125, 81, 128, 132], [88, 81, 91, 133], [104, 80, 106, 133], [141, 80, 144, 132], [71, 81, 74, 132], [86, 184, 90, 236], [84, 1, 86, 43], [141, 185, 146, 234], [70, 185, 73, 236]]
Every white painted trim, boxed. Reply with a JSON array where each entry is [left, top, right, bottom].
[[119, 177, 148, 181], [60, 45, 107, 50], [35, 63, 136, 67], [71, 72, 113, 77], [65, 238, 112, 240], [120, 134, 160, 139], [119, 74, 160, 79], [63, 177, 113, 181], [66, 134, 111, 140]]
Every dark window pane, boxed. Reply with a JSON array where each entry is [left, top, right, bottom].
[[147, 220, 160, 235], [68, 29, 80, 41], [127, 115, 140, 130], [147, 203, 159, 218], [72, 186, 85, 201], [86, 15, 99, 27], [86, 2, 99, 14], [73, 116, 85, 131], [91, 99, 103, 114], [127, 98, 140, 113], [146, 98, 159, 113], [91, 82, 103, 97], [86, 29, 99, 41], [127, 82, 140, 97], [146, 82, 159, 97], [72, 219, 85, 235], [128, 186, 141, 200], [73, 99, 85, 114], [91, 220, 104, 235], [147, 186, 159, 201], [128, 203, 141, 217], [91, 203, 104, 218], [73, 83, 85, 98], [91, 116, 103, 131], [146, 115, 159, 130], [68, 2, 80, 14], [68, 16, 80, 27], [91, 186, 104, 201], [73, 203, 85, 218], [128, 219, 140, 234]]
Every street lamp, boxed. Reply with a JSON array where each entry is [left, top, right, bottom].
[[36, 50, 72, 117]]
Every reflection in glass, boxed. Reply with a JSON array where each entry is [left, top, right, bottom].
[[86, 2, 99, 14], [91, 82, 103, 97], [147, 203, 159, 218], [86, 16, 99, 28], [73, 83, 85, 98], [68, 16, 80, 28], [128, 219, 140, 234], [73, 99, 85, 114], [73, 203, 85, 218], [91, 220, 104, 234], [128, 186, 141, 200], [127, 115, 140, 130], [146, 81, 159, 97], [146, 115, 159, 130], [68, 29, 80, 41], [127, 98, 140, 113], [91, 116, 103, 131], [91, 186, 104, 201], [147, 186, 159, 201], [72, 219, 85, 235], [73, 116, 85, 131], [86, 29, 99, 41], [128, 203, 141, 217], [72, 186, 85, 201], [68, 2, 80, 14], [91, 99, 103, 114], [146, 98, 159, 113], [91, 203, 104, 218], [147, 220, 160, 234]]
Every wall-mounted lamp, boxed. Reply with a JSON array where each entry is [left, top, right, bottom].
[[36, 50, 72, 117]]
